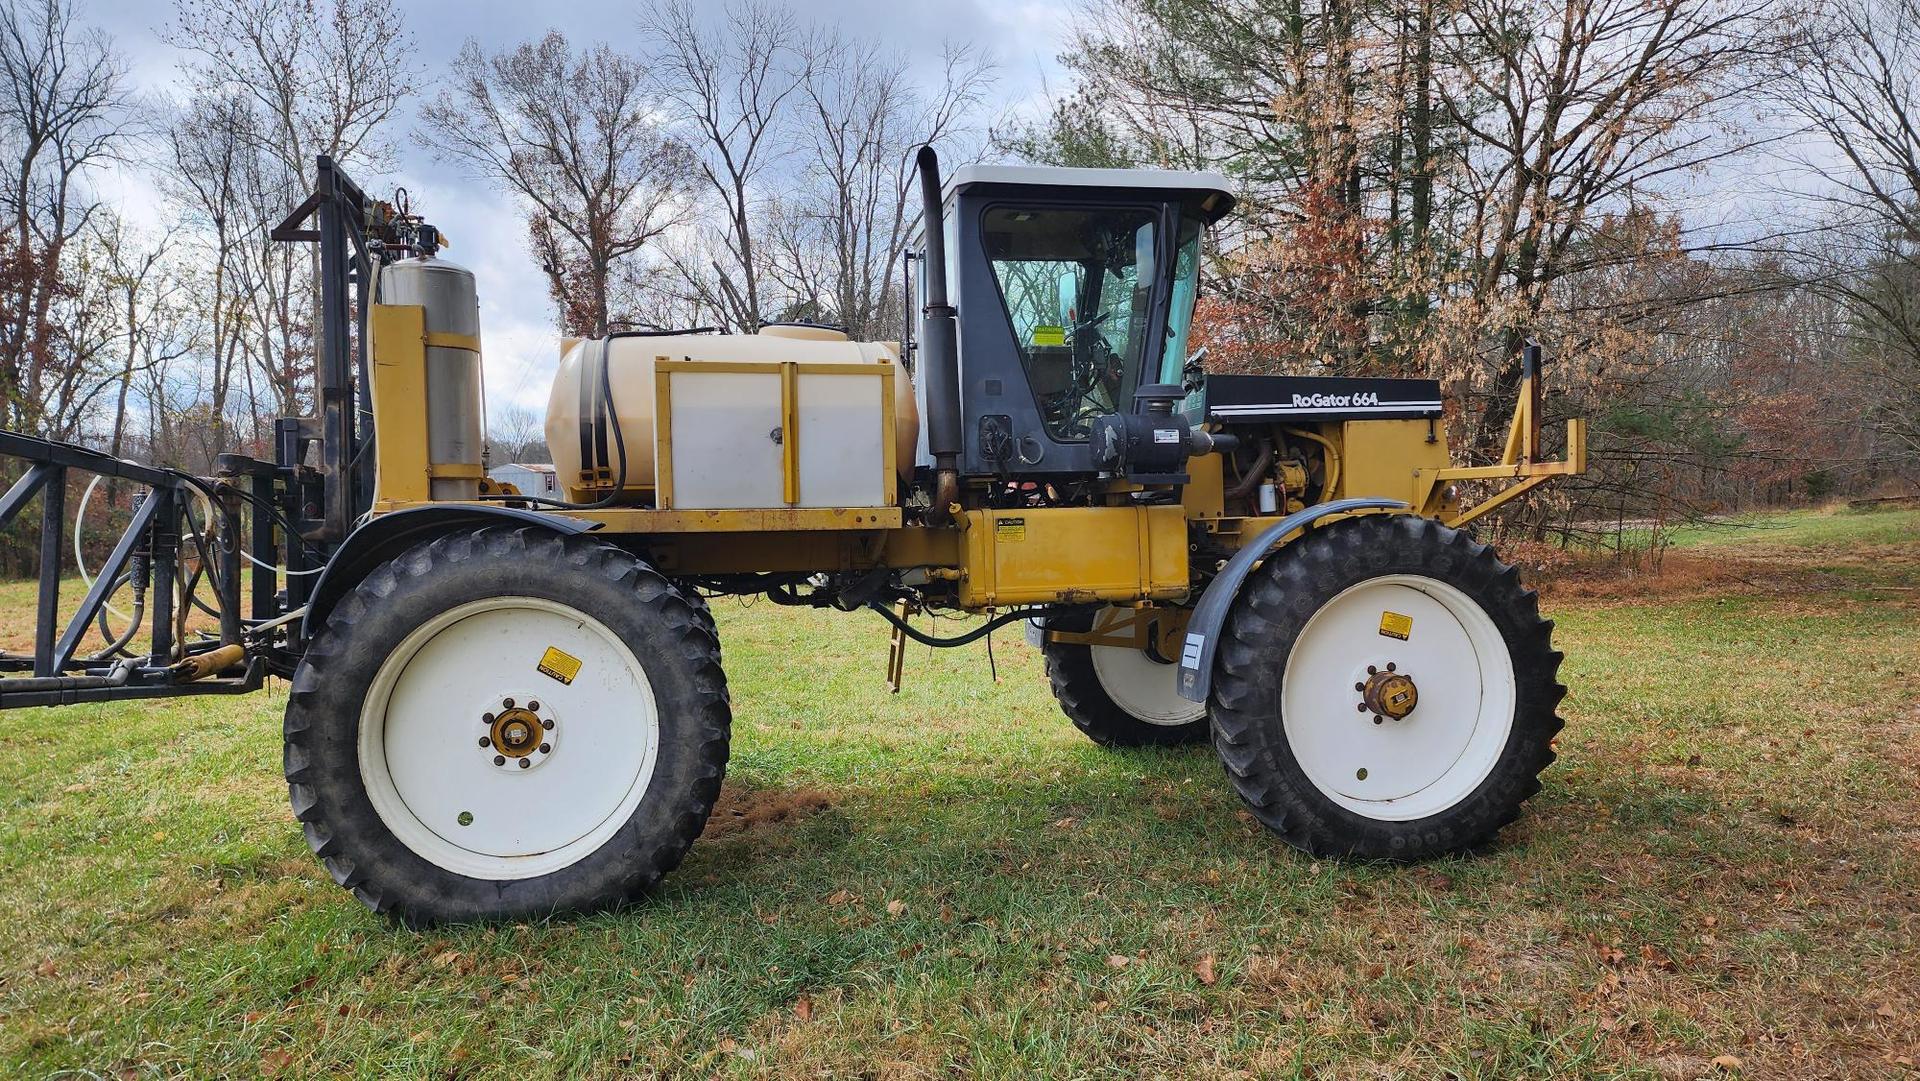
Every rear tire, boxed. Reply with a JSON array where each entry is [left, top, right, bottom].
[[1209, 514, 1563, 859], [284, 527, 729, 925], [1045, 606, 1210, 747]]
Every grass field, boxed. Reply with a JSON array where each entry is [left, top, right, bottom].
[[2, 507, 1915, 1078]]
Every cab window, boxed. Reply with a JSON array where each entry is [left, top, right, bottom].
[[983, 206, 1157, 441], [1158, 216, 1204, 385]]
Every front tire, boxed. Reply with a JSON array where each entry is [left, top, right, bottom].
[[1209, 514, 1563, 860], [1045, 606, 1210, 747], [284, 527, 729, 925]]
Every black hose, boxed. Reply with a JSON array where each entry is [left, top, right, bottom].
[[475, 337, 630, 510], [866, 601, 1066, 649]]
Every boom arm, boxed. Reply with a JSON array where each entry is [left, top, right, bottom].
[[1414, 341, 1587, 527]]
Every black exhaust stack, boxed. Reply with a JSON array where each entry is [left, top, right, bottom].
[[915, 146, 962, 520]]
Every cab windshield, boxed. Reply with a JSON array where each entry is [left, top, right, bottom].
[[984, 206, 1157, 441]]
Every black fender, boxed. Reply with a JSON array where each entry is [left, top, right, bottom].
[[1175, 498, 1407, 703], [302, 506, 600, 637]]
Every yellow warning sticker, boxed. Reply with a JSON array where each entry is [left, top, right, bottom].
[[1378, 611, 1413, 641], [537, 646, 583, 685], [996, 517, 1027, 541], [1032, 325, 1066, 347]]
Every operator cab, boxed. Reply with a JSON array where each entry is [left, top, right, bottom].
[[912, 164, 1235, 479]]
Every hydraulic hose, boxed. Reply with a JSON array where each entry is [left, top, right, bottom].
[[475, 337, 630, 510], [866, 601, 1068, 649]]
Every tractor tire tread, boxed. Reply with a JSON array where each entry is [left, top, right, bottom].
[[283, 526, 729, 926], [1044, 609, 1209, 748], [1208, 514, 1563, 861]]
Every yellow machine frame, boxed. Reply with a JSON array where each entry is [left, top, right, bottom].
[[365, 300, 1584, 614]]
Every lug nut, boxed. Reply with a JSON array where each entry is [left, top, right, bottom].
[[1386, 662, 1397, 672], [493, 755, 506, 766], [518, 758, 531, 769], [1373, 716, 1384, 725], [483, 712, 494, 723], [478, 736, 491, 747], [1354, 681, 1366, 692], [528, 701, 539, 711], [539, 743, 550, 754], [1366, 665, 1378, 675], [1357, 702, 1368, 712], [542, 719, 555, 730], [503, 698, 515, 708]]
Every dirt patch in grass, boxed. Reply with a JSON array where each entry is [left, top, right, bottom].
[[700, 783, 835, 839], [1516, 547, 1846, 601]]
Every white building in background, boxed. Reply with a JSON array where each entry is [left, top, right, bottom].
[[488, 462, 558, 496]]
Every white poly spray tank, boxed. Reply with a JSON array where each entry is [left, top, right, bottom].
[[545, 325, 919, 508], [379, 257, 487, 500]]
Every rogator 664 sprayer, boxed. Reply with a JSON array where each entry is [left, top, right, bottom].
[[0, 151, 1584, 924]]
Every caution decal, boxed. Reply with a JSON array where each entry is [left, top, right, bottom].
[[537, 646, 583, 685], [1378, 611, 1413, 641]]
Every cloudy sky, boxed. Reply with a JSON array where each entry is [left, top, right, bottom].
[[78, 0, 1070, 417]]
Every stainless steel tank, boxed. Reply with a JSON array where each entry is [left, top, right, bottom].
[[380, 257, 486, 500]]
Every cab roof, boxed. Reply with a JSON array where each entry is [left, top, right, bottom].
[[944, 164, 1236, 223]]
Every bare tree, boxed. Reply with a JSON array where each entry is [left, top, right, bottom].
[[166, 0, 414, 428], [420, 32, 698, 336], [0, 0, 133, 435], [92, 214, 199, 467], [641, 0, 807, 332], [486, 402, 548, 464], [168, 0, 414, 183], [1427, 0, 1782, 456], [1773, 0, 1920, 469], [768, 36, 992, 339], [162, 92, 255, 447]]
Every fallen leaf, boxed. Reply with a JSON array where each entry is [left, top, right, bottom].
[[34, 959, 56, 978], [260, 1050, 295, 1076], [825, 889, 854, 906], [793, 996, 813, 1021], [886, 899, 907, 917], [1106, 954, 1131, 969], [1876, 1002, 1898, 1019], [1193, 954, 1217, 986], [432, 950, 461, 969], [1712, 1054, 1742, 1070], [1053, 817, 1077, 829]]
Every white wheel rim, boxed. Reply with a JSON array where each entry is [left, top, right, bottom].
[[358, 597, 660, 879], [1282, 574, 1515, 821], [1088, 607, 1207, 726]]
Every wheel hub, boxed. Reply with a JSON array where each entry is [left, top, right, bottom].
[[1359, 664, 1418, 721], [478, 696, 556, 772]]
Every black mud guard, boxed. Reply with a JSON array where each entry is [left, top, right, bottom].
[[303, 506, 600, 637], [1175, 498, 1408, 703]]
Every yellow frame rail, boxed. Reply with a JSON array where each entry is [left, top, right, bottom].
[[1414, 347, 1588, 528]]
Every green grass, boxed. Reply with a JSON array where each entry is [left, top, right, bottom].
[[1601, 504, 1919, 556], [1663, 505, 1919, 550], [2, 509, 1916, 1078]]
